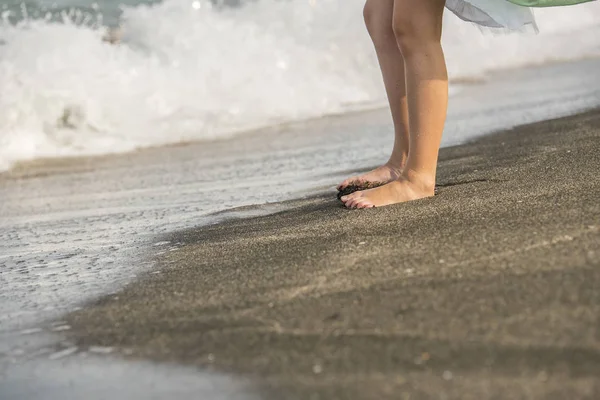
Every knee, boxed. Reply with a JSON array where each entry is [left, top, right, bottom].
[[391, 14, 422, 56], [363, 1, 394, 50]]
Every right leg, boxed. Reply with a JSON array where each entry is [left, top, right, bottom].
[[338, 0, 410, 191], [341, 0, 448, 209]]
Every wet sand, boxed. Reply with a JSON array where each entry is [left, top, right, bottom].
[[67, 110, 600, 399]]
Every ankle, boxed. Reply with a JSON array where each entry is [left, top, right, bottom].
[[384, 161, 404, 175], [385, 153, 407, 172], [401, 169, 436, 193]]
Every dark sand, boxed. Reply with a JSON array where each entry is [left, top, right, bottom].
[[67, 111, 600, 400]]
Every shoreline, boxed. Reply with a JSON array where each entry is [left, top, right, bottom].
[[3, 56, 600, 182], [64, 110, 600, 399], [0, 106, 381, 181]]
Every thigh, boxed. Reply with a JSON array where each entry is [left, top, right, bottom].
[[392, 0, 446, 41]]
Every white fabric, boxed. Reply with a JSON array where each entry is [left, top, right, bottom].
[[446, 0, 537, 31]]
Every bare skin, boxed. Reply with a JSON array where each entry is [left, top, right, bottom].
[[341, 0, 448, 209], [337, 0, 409, 192], [336, 164, 402, 192]]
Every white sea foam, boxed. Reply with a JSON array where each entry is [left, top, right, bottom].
[[1, 0, 599, 171]]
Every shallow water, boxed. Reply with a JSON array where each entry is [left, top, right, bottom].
[[2, 352, 259, 400]]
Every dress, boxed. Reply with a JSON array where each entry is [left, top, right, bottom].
[[445, 0, 537, 30]]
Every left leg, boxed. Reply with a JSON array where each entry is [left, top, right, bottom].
[[342, 0, 448, 209], [337, 0, 409, 193]]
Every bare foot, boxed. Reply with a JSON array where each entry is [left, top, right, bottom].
[[337, 164, 402, 192], [340, 172, 435, 209]]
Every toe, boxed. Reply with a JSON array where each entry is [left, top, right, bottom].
[[354, 201, 366, 209], [356, 199, 374, 209], [340, 191, 359, 203], [350, 195, 368, 209], [343, 197, 358, 209], [338, 179, 353, 190]]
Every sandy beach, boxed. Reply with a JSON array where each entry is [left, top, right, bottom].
[[59, 109, 600, 400]]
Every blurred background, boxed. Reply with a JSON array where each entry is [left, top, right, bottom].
[[1, 0, 600, 172]]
